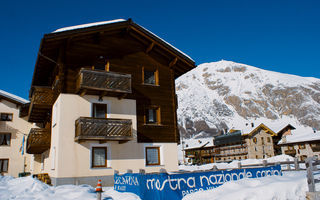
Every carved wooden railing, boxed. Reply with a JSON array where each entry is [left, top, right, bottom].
[[30, 86, 55, 106], [75, 117, 133, 142], [76, 68, 132, 94], [26, 128, 51, 154]]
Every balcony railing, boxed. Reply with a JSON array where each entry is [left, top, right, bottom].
[[26, 128, 51, 154], [28, 86, 55, 122], [75, 117, 133, 142], [284, 149, 296, 155], [76, 68, 132, 94]]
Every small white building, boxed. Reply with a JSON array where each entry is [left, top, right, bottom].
[[0, 89, 33, 177]]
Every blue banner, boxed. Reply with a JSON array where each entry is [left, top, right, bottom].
[[114, 165, 282, 200]]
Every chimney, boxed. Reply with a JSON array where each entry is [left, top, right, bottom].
[[251, 123, 254, 128]]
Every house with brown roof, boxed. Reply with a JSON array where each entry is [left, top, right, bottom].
[[23, 19, 195, 186]]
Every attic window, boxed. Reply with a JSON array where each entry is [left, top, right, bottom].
[[143, 67, 159, 85]]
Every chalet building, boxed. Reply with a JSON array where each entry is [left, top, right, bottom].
[[183, 123, 296, 163], [279, 130, 320, 161], [0, 90, 34, 177], [24, 19, 195, 186], [184, 139, 214, 165]]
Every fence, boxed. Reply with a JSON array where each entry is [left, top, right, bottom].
[[305, 157, 320, 199]]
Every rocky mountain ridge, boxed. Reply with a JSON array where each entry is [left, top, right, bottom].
[[176, 60, 320, 138]]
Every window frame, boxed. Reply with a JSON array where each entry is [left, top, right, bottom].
[[92, 103, 108, 119], [145, 147, 161, 166], [144, 106, 161, 125], [91, 147, 107, 168], [0, 159, 9, 173], [0, 113, 13, 121], [142, 67, 159, 86], [0, 133, 11, 146]]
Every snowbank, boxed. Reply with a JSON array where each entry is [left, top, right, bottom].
[[179, 154, 294, 171], [0, 176, 140, 200], [183, 171, 307, 200]]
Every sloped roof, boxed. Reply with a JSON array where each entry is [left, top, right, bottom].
[[0, 89, 29, 105], [242, 123, 277, 136], [183, 138, 214, 150], [279, 131, 320, 144]]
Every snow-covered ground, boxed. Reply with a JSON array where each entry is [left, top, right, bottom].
[[0, 176, 140, 200], [0, 155, 310, 200], [183, 171, 307, 200]]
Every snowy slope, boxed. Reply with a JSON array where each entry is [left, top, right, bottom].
[[176, 60, 320, 138]]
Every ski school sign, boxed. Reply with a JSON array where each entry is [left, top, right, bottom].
[[114, 165, 282, 200]]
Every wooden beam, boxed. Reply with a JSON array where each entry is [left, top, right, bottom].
[[146, 42, 155, 54], [169, 57, 178, 68]]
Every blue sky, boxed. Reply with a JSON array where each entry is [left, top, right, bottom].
[[0, 0, 319, 99]]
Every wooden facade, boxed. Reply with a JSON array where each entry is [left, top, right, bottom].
[[24, 19, 195, 151]]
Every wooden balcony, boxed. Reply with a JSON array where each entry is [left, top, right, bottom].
[[28, 87, 55, 123], [284, 149, 296, 156], [76, 68, 132, 96], [26, 128, 51, 154], [75, 117, 133, 142], [311, 146, 320, 152]]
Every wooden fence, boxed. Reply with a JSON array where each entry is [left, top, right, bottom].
[[305, 157, 320, 199]]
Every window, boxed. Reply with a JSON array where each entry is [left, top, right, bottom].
[[0, 159, 9, 173], [0, 113, 13, 121], [94, 56, 107, 70], [288, 146, 294, 150], [253, 137, 257, 144], [145, 107, 160, 125], [0, 133, 11, 146], [146, 147, 160, 166], [92, 147, 107, 168], [267, 137, 271, 143], [261, 137, 264, 145], [143, 68, 159, 85], [92, 103, 107, 118], [299, 144, 306, 149]]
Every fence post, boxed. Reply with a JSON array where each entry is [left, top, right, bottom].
[[294, 158, 299, 171], [286, 158, 291, 170], [306, 157, 315, 193], [237, 162, 242, 169], [262, 160, 267, 167]]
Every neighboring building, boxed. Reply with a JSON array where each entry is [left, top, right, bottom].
[[0, 89, 33, 176], [184, 138, 214, 164], [183, 123, 296, 163], [279, 131, 320, 161], [24, 19, 195, 186]]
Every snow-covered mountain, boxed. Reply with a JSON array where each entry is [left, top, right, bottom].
[[176, 60, 320, 138]]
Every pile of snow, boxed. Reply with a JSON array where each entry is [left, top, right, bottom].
[[183, 171, 307, 200], [0, 176, 140, 200], [179, 154, 294, 171]]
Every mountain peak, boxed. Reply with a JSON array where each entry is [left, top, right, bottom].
[[176, 60, 320, 139]]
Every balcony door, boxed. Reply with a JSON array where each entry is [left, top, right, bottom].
[[92, 103, 108, 118]]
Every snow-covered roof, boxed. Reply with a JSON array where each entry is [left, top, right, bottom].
[[183, 138, 214, 150], [240, 122, 294, 136], [51, 19, 194, 62], [0, 89, 29, 104], [53, 19, 126, 33], [279, 131, 320, 144]]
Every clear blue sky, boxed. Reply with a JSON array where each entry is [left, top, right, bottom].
[[1, 0, 319, 99]]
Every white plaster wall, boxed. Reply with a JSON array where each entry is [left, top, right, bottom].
[[46, 94, 178, 179], [0, 99, 34, 177]]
